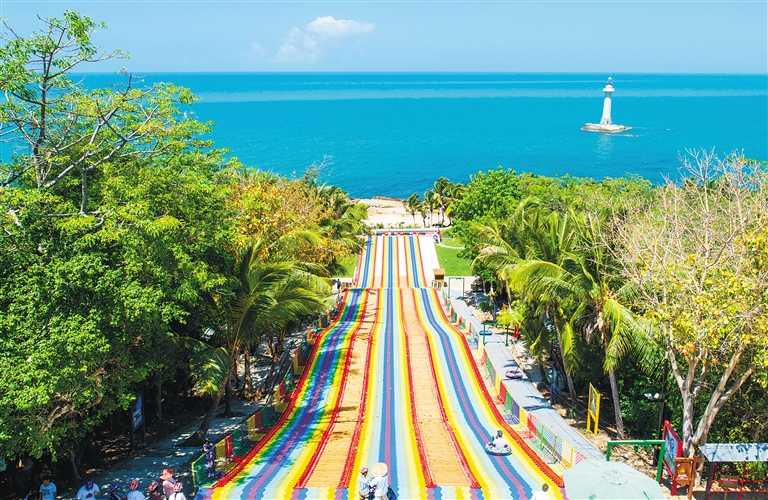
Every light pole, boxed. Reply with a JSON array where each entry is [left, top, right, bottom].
[[489, 284, 497, 322], [644, 360, 670, 466]]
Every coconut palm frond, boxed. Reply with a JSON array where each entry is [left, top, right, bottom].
[[602, 298, 642, 372], [191, 346, 232, 397], [560, 321, 579, 372]]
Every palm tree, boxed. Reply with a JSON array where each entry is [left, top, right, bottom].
[[473, 202, 581, 399], [403, 193, 421, 224], [183, 237, 331, 446], [444, 182, 465, 226], [507, 215, 654, 439], [433, 177, 452, 225], [424, 189, 439, 226]]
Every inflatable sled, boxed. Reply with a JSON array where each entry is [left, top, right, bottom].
[[485, 443, 512, 455]]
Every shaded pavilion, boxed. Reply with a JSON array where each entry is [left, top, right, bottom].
[[700, 442, 768, 499]]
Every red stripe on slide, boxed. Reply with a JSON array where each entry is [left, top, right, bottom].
[[212, 291, 351, 489], [401, 288, 437, 489], [338, 290, 382, 488], [294, 292, 370, 488], [430, 289, 565, 489], [415, 288, 481, 489]]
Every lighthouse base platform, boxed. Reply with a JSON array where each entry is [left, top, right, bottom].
[[582, 123, 632, 133]]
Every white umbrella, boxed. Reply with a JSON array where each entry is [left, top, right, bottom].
[[563, 460, 666, 500]]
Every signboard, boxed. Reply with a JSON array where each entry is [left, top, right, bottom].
[[586, 383, 601, 436], [131, 395, 143, 430], [662, 420, 682, 476]]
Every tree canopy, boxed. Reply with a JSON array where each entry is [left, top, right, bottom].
[[0, 11, 365, 471]]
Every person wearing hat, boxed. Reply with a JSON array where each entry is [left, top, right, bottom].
[[145, 481, 162, 500], [75, 480, 100, 499], [108, 481, 124, 500], [356, 467, 371, 500], [490, 430, 510, 450], [369, 463, 389, 500], [126, 479, 145, 500], [167, 481, 186, 500], [160, 469, 176, 499], [38, 475, 58, 500]]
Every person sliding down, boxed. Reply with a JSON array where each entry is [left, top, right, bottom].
[[487, 430, 511, 454]]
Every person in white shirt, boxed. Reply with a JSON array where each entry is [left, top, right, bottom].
[[160, 469, 176, 499], [126, 479, 145, 500], [167, 481, 187, 500], [75, 480, 100, 500], [38, 476, 58, 500], [530, 483, 552, 500], [369, 474, 389, 500], [491, 430, 510, 450], [357, 467, 371, 500]]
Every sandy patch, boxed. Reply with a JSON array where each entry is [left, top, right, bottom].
[[355, 197, 423, 228]]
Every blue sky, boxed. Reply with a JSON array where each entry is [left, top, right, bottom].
[[1, 1, 766, 73]]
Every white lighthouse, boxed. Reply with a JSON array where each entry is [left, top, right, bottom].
[[600, 77, 614, 125], [582, 77, 631, 133]]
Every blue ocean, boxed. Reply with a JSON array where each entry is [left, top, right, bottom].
[[85, 73, 767, 198]]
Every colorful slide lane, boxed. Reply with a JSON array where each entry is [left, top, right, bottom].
[[201, 235, 565, 499]]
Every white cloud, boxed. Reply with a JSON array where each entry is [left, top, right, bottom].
[[248, 42, 267, 59], [306, 16, 376, 38], [274, 27, 318, 63], [271, 16, 375, 64]]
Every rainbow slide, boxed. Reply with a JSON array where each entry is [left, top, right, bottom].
[[197, 235, 566, 500]]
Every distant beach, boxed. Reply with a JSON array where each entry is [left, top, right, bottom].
[[357, 197, 412, 227]]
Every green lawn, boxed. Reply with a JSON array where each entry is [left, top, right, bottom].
[[434, 243, 473, 276], [333, 257, 357, 278]]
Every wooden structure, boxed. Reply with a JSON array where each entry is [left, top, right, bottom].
[[433, 268, 445, 288], [673, 456, 700, 500]]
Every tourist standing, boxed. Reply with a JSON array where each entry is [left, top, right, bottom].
[[167, 482, 187, 500], [38, 475, 58, 500], [531, 483, 552, 500], [369, 463, 389, 500], [160, 469, 176, 499], [146, 481, 162, 500], [356, 467, 371, 500], [75, 480, 100, 499], [126, 479, 145, 500], [108, 481, 123, 500]]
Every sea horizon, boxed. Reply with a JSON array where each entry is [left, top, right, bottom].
[[76, 72, 768, 198]]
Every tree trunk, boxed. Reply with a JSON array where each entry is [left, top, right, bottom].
[[563, 366, 577, 400], [549, 312, 577, 400], [69, 453, 82, 482], [155, 380, 162, 422], [182, 382, 225, 447], [608, 368, 625, 439], [224, 378, 233, 417], [80, 168, 88, 215], [243, 348, 253, 396]]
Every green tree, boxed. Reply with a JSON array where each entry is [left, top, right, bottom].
[[183, 236, 332, 445], [403, 192, 421, 224], [0, 11, 237, 473], [616, 151, 768, 456]]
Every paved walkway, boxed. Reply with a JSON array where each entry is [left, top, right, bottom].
[[59, 399, 259, 499], [449, 296, 605, 462]]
